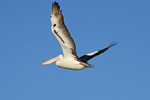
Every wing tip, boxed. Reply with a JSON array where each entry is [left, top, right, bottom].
[[52, 1, 59, 7], [109, 41, 119, 47], [51, 1, 60, 15]]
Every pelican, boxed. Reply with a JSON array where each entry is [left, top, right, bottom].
[[41, 2, 117, 70]]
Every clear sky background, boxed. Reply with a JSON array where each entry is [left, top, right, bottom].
[[0, 0, 150, 100]]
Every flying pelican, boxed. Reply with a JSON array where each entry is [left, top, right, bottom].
[[41, 2, 117, 70]]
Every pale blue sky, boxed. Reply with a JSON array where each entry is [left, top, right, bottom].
[[0, 0, 150, 100]]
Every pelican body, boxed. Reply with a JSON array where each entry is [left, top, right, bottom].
[[41, 2, 117, 70], [56, 55, 87, 70]]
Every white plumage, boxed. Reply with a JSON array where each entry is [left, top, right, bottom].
[[41, 2, 117, 70]]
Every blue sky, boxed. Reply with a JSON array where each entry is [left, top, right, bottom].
[[0, 0, 150, 100]]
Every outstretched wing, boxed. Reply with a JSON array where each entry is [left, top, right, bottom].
[[51, 2, 78, 60], [79, 42, 118, 63]]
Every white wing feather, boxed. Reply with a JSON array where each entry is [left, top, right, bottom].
[[51, 2, 78, 60]]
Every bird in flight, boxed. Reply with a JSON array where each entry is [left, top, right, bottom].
[[41, 2, 117, 70]]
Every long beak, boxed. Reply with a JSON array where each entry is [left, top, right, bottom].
[[41, 56, 59, 65]]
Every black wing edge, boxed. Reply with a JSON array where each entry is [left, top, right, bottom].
[[79, 42, 118, 63]]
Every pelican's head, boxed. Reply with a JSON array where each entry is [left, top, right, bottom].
[[41, 54, 63, 65]]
